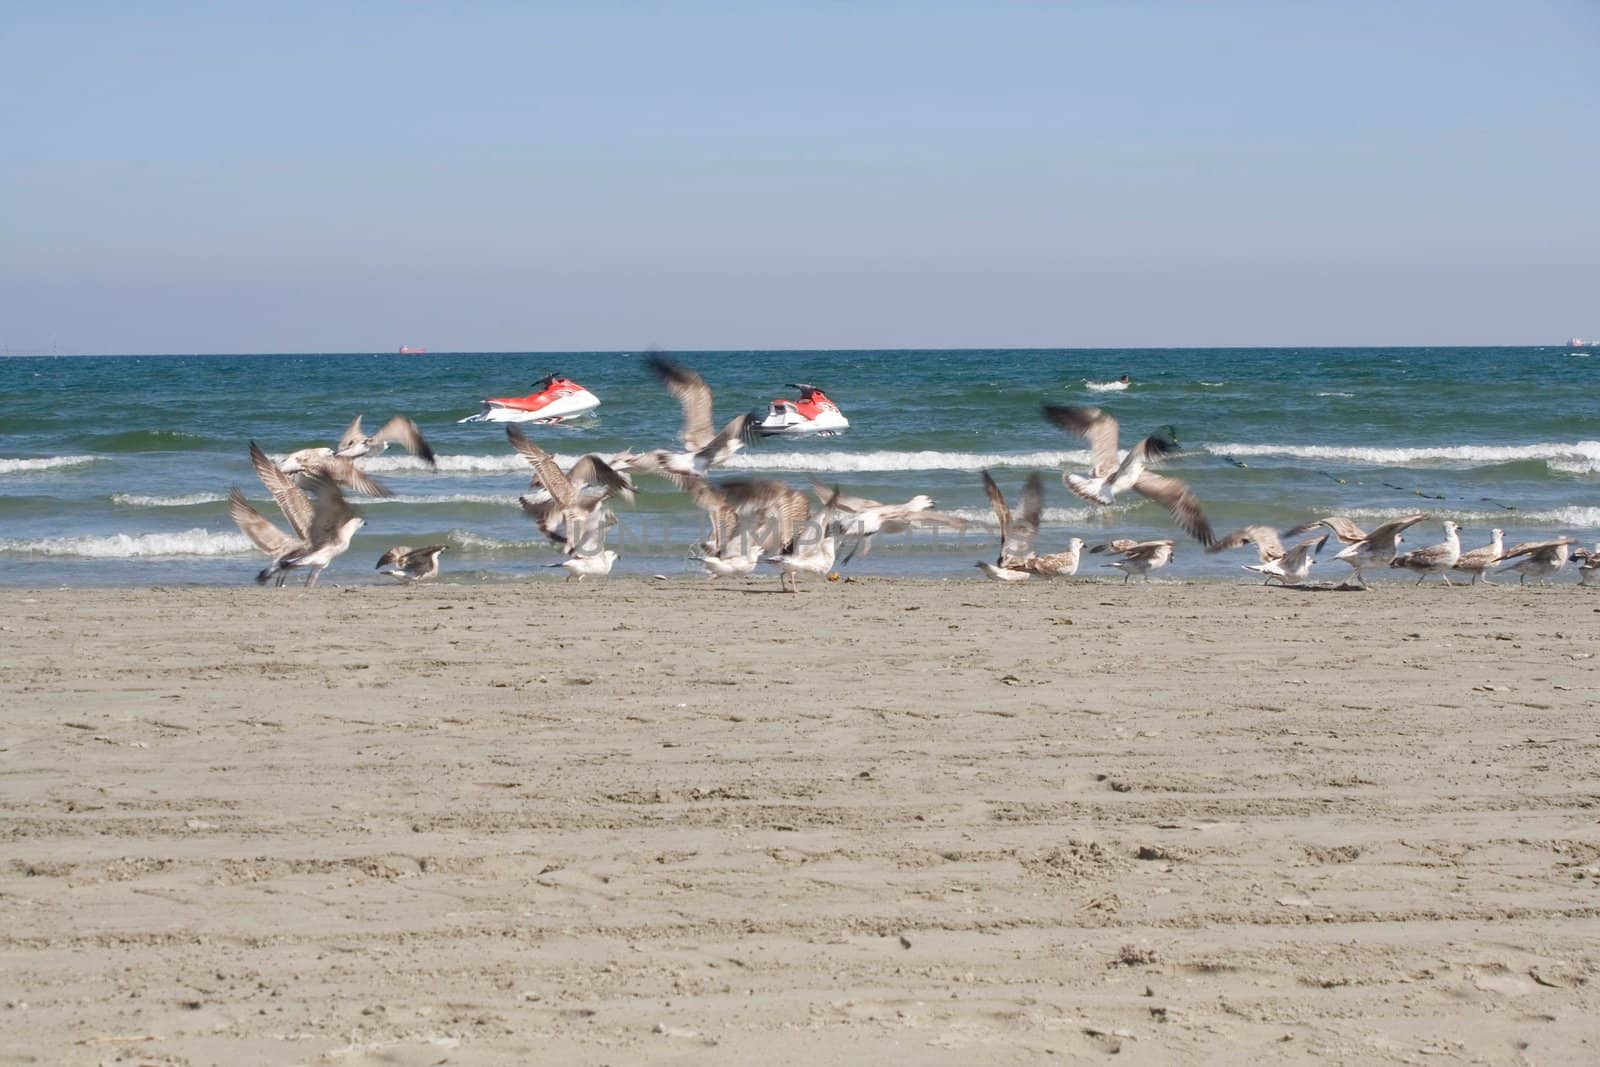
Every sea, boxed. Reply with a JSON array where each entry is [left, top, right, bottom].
[[1, 347, 1595, 587]]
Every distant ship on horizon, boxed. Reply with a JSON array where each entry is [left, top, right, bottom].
[[399, 345, 426, 355]]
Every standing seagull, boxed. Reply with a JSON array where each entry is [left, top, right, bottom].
[[1572, 544, 1599, 586], [1042, 405, 1214, 546], [253, 473, 365, 588], [376, 545, 446, 582], [632, 356, 757, 478], [1389, 520, 1462, 585], [548, 550, 618, 582], [1284, 513, 1426, 589], [1496, 538, 1577, 586], [765, 490, 844, 592], [1451, 528, 1504, 585], [1093, 539, 1177, 583]]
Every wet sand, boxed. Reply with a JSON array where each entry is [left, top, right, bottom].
[[1, 579, 1597, 1064]]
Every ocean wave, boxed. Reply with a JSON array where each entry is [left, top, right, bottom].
[[83, 429, 213, 453], [946, 505, 1110, 525], [723, 449, 1091, 473], [366, 493, 522, 506], [444, 529, 549, 553], [1315, 391, 1355, 398], [1198, 381, 1228, 387], [1206, 440, 1600, 472], [1341, 506, 1600, 528], [0, 455, 101, 474], [0, 528, 253, 558], [112, 492, 228, 507], [1083, 380, 1130, 392], [358, 454, 528, 474]]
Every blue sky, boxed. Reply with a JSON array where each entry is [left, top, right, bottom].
[[3, 1, 1597, 353]]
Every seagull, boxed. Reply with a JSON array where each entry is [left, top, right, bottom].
[[1389, 520, 1462, 585], [507, 426, 630, 555], [1210, 524, 1326, 586], [549, 549, 618, 582], [253, 472, 365, 588], [1451, 528, 1504, 585], [1042, 405, 1214, 546], [228, 488, 304, 587], [1015, 537, 1087, 578], [275, 449, 394, 499], [631, 356, 757, 479], [1572, 544, 1599, 586], [1284, 514, 1426, 588], [681, 476, 810, 578], [972, 470, 1042, 579], [764, 489, 844, 592], [333, 414, 436, 466], [1093, 539, 1177, 583], [1496, 537, 1577, 586], [815, 482, 969, 563], [376, 544, 446, 581]]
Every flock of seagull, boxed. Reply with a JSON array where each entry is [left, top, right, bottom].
[[226, 358, 1600, 591]]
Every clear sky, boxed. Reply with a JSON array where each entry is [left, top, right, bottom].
[[3, 1, 1597, 354]]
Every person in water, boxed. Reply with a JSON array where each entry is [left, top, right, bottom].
[[1118, 374, 1131, 385]]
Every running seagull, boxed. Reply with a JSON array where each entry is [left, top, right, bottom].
[[376, 545, 446, 582], [1093, 539, 1177, 583], [631, 356, 758, 479], [507, 426, 631, 555], [1284, 513, 1426, 589], [1572, 544, 1599, 586], [1496, 537, 1577, 586], [549, 549, 618, 582], [253, 472, 365, 588], [973, 470, 1042, 580], [682, 476, 810, 579], [1451, 527, 1504, 585], [765, 489, 844, 592], [1042, 405, 1215, 546], [1209, 524, 1326, 586], [1389, 520, 1462, 585]]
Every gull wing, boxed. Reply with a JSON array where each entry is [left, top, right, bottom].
[[697, 413, 757, 468], [370, 415, 436, 467], [1499, 537, 1576, 561], [1123, 539, 1176, 562], [979, 470, 1013, 549], [567, 454, 635, 501], [376, 545, 413, 569], [249, 441, 314, 542], [304, 474, 358, 548], [647, 356, 715, 451], [1043, 405, 1120, 476], [1208, 524, 1285, 561], [1089, 538, 1141, 555], [1131, 471, 1215, 547], [335, 415, 366, 454], [506, 425, 574, 505], [1364, 513, 1427, 548], [229, 487, 295, 556], [811, 480, 880, 513], [1284, 515, 1368, 543], [1016, 473, 1044, 544], [310, 456, 393, 499]]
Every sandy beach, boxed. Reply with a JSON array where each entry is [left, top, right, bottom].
[[1, 578, 1597, 1064]]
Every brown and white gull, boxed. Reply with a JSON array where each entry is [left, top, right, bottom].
[[507, 426, 630, 556], [1572, 544, 1599, 586], [1389, 520, 1462, 585], [1284, 513, 1426, 588], [764, 489, 845, 592], [1042, 405, 1214, 546], [334, 414, 436, 465], [1092, 539, 1177, 583], [376, 544, 446, 581], [1451, 528, 1504, 585], [1496, 537, 1577, 586], [813, 481, 969, 563], [1209, 524, 1325, 586], [683, 476, 810, 579], [631, 357, 757, 479], [252, 472, 365, 588], [973, 470, 1041, 580]]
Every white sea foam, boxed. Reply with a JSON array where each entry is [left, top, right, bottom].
[[1315, 391, 1355, 398], [367, 493, 522, 506], [1084, 379, 1130, 392], [0, 455, 101, 474], [1343, 506, 1600, 528], [946, 505, 1108, 526], [359, 454, 528, 474], [445, 529, 547, 552], [724, 449, 1091, 473], [1206, 440, 1600, 472], [1198, 381, 1228, 387], [0, 528, 253, 558], [112, 492, 228, 507]]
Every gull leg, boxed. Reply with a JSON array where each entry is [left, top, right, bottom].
[[1442, 574, 1453, 587], [306, 567, 322, 589], [1415, 574, 1424, 587]]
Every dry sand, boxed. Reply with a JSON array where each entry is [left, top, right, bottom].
[[1, 578, 1597, 1065]]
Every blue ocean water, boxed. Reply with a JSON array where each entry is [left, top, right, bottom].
[[1, 347, 1595, 586]]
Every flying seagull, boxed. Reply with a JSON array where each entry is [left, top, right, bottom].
[[630, 356, 758, 479]]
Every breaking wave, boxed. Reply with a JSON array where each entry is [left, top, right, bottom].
[[1206, 440, 1600, 473], [1342, 506, 1600, 528], [112, 492, 228, 507], [0, 528, 253, 558], [0, 456, 100, 474], [724, 449, 1091, 473]]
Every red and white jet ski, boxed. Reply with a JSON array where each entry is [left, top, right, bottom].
[[756, 384, 849, 437], [460, 373, 601, 424]]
